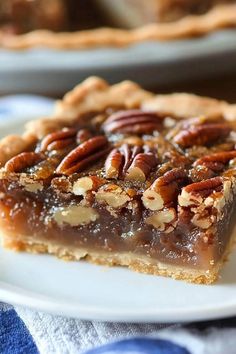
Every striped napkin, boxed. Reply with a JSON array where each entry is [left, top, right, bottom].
[[0, 95, 236, 354], [2, 302, 236, 354]]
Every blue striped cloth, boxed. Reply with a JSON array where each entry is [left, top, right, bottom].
[[1, 96, 236, 354], [2, 302, 236, 354]]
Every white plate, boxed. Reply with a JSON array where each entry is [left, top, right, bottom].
[[1, 118, 236, 323], [1, 29, 236, 94]]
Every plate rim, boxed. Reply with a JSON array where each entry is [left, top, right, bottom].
[[1, 273, 236, 323]]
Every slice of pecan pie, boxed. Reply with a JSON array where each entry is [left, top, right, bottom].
[[1, 77, 236, 284]]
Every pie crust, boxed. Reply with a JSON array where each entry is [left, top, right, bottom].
[[1, 77, 236, 284], [0, 3, 236, 49]]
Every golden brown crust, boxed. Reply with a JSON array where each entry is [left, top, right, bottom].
[[1, 4, 236, 49], [143, 93, 236, 120], [1, 233, 221, 284], [1, 76, 236, 165]]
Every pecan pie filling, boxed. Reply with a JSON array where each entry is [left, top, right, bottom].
[[1, 101, 236, 284]]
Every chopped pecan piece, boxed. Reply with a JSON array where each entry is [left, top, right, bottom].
[[56, 136, 109, 175], [72, 176, 105, 196], [146, 208, 177, 233], [142, 168, 188, 211], [5, 152, 43, 173], [95, 184, 131, 208], [40, 128, 77, 152], [178, 176, 230, 229], [173, 123, 231, 148], [54, 205, 99, 227], [103, 110, 164, 134], [51, 177, 72, 194]]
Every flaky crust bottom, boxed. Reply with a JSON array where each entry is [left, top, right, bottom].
[[1, 4, 236, 49], [1, 233, 230, 285]]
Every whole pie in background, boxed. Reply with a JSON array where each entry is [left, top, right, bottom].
[[97, 0, 236, 27], [0, 0, 67, 34], [1, 77, 236, 284], [0, 0, 106, 34], [1, 0, 236, 49]]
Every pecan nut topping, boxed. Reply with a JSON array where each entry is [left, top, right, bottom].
[[194, 151, 236, 172], [142, 167, 188, 211], [103, 110, 164, 134], [146, 208, 177, 233], [178, 176, 227, 230], [39, 128, 77, 152], [56, 136, 109, 175], [5, 152, 43, 173], [178, 176, 223, 207], [173, 123, 231, 148], [72, 176, 105, 196], [95, 184, 131, 209], [105, 148, 123, 179], [105, 144, 158, 182], [125, 153, 158, 182]]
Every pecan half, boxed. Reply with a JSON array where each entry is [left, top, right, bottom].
[[56, 136, 109, 175], [40, 128, 77, 152], [5, 152, 43, 173], [188, 166, 215, 183], [173, 123, 231, 148], [105, 148, 123, 179], [142, 168, 188, 211], [120, 144, 142, 174], [194, 151, 236, 172], [125, 153, 158, 182], [103, 110, 164, 134], [105, 144, 158, 182], [178, 176, 223, 207]]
